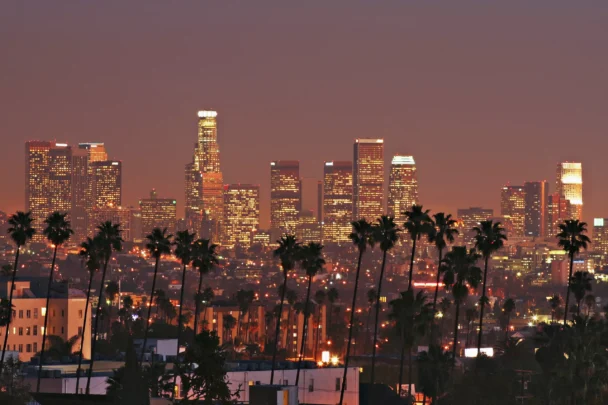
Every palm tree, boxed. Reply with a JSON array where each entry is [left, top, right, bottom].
[[549, 295, 561, 324], [438, 297, 452, 345], [295, 242, 325, 386], [557, 220, 591, 325], [191, 239, 219, 337], [417, 344, 452, 403], [465, 307, 477, 347], [200, 286, 215, 328], [0, 211, 35, 371], [75, 237, 101, 394], [236, 289, 254, 343], [370, 215, 399, 385], [170, 230, 195, 399], [365, 288, 376, 353], [313, 290, 326, 361], [285, 288, 298, 357], [270, 235, 301, 385], [87, 221, 123, 395], [327, 287, 339, 333], [105, 281, 120, 324], [223, 314, 237, 343], [36, 211, 73, 392], [441, 246, 482, 361], [473, 220, 507, 355], [570, 271, 593, 315], [502, 298, 515, 340], [140, 228, 172, 363], [339, 219, 374, 405], [428, 213, 458, 313], [403, 205, 434, 291]]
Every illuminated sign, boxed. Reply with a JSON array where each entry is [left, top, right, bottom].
[[197, 110, 218, 118]]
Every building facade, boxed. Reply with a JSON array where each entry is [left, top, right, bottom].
[[501, 185, 526, 238], [270, 160, 301, 234], [223, 184, 260, 247], [296, 210, 323, 243], [353, 139, 384, 221], [556, 162, 583, 220], [89, 160, 122, 210], [387, 155, 418, 223], [139, 190, 177, 238], [546, 193, 572, 238], [457, 207, 494, 246], [322, 161, 353, 244], [524, 181, 548, 238]]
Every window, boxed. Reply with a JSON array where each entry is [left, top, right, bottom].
[[52, 309, 56, 317], [18, 344, 23, 353], [18, 327, 23, 336], [79, 310, 83, 319], [61, 310, 65, 317], [52, 327, 56, 334], [41, 307, 46, 317], [33, 343, 37, 353], [26, 310, 31, 319], [18, 310, 23, 319], [26, 327, 30, 336], [78, 327, 83, 336], [335, 378, 341, 391], [61, 327, 64, 334], [33, 326, 38, 336], [26, 344, 31, 353], [12, 310, 16, 319], [309, 378, 314, 392], [34, 308, 38, 318]]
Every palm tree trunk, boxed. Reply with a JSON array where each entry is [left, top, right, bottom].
[[408, 237, 418, 291], [452, 301, 461, 362], [75, 267, 94, 394], [192, 271, 204, 338], [365, 305, 372, 354], [408, 347, 414, 404], [477, 256, 489, 355], [170, 263, 188, 401], [0, 245, 21, 371], [270, 273, 288, 385], [86, 255, 110, 394], [313, 305, 321, 361], [295, 275, 313, 387], [399, 237, 418, 395], [371, 249, 387, 385], [339, 249, 364, 405], [139, 256, 161, 365], [37, 244, 58, 392], [564, 253, 574, 326], [430, 248, 443, 346]]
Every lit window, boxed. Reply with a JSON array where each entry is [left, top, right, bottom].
[[41, 307, 46, 316]]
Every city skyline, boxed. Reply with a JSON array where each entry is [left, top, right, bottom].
[[2, 2, 606, 228]]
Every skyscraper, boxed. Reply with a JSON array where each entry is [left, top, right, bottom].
[[296, 210, 322, 243], [353, 139, 384, 221], [556, 162, 583, 220], [270, 160, 301, 234], [457, 207, 494, 246], [524, 181, 548, 238], [501, 185, 526, 237], [223, 184, 260, 247], [185, 110, 224, 240], [89, 205, 134, 242], [546, 193, 572, 238], [593, 218, 608, 260], [322, 161, 353, 244], [75, 143, 109, 239], [90, 160, 122, 209], [139, 189, 177, 238], [25, 141, 72, 241], [388, 155, 418, 223]]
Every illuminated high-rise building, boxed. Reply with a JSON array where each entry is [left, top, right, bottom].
[[353, 139, 384, 221], [223, 184, 260, 247], [90, 160, 122, 209], [523, 181, 548, 238], [185, 110, 224, 240], [501, 185, 526, 237], [296, 210, 322, 244], [89, 205, 134, 242], [457, 207, 494, 246], [322, 161, 353, 244], [388, 155, 418, 223], [139, 189, 177, 238], [270, 160, 301, 234], [556, 162, 583, 220], [74, 143, 108, 240], [25, 141, 72, 241], [593, 218, 608, 259], [546, 193, 572, 238]]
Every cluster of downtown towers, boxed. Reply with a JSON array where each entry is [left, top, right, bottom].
[[23, 110, 583, 246]]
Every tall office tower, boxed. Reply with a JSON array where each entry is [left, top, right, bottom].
[[556, 162, 583, 220], [500, 185, 526, 237], [71, 148, 89, 242], [223, 184, 260, 248], [139, 189, 177, 238], [546, 193, 572, 238], [130, 208, 143, 243], [322, 161, 353, 244], [353, 139, 384, 221], [593, 218, 608, 260], [317, 180, 323, 222], [90, 160, 122, 208], [25, 141, 72, 241], [270, 161, 301, 234], [89, 205, 134, 241], [296, 210, 322, 244], [523, 181, 548, 238], [387, 155, 418, 223], [457, 207, 494, 246], [184, 162, 203, 235]]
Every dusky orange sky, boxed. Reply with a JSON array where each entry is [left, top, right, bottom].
[[1, 2, 607, 227]]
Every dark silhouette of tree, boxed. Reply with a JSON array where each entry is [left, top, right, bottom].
[[370, 215, 399, 385], [570, 271, 593, 315], [285, 288, 298, 357], [428, 212, 458, 319], [403, 205, 434, 290], [313, 289, 326, 361], [339, 219, 375, 405], [192, 239, 219, 338], [365, 288, 376, 353], [473, 220, 507, 355], [417, 344, 453, 403], [502, 298, 515, 340], [549, 294, 561, 324], [557, 219, 590, 325], [0, 211, 35, 372], [270, 234, 300, 384], [141, 227, 172, 364]]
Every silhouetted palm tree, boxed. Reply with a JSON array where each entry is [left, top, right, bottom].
[[339, 219, 374, 405], [473, 220, 507, 355], [105, 281, 119, 324], [403, 205, 434, 290], [140, 227, 172, 364], [549, 295, 561, 324], [557, 220, 591, 325], [570, 271, 593, 315], [75, 237, 101, 394], [87, 221, 123, 394], [295, 242, 325, 386], [0, 211, 35, 372], [370, 215, 399, 385], [37, 211, 73, 392], [365, 288, 376, 353], [428, 213, 458, 313], [236, 289, 254, 343], [441, 246, 482, 361], [502, 298, 516, 340], [192, 239, 219, 337], [313, 290, 326, 361], [465, 307, 477, 347], [200, 287, 215, 327], [270, 235, 300, 384]]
